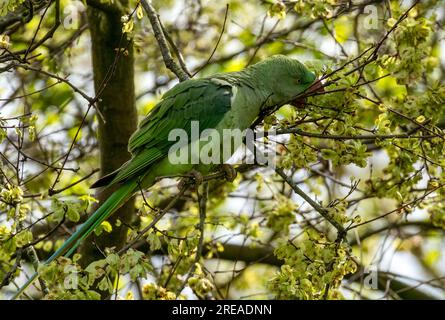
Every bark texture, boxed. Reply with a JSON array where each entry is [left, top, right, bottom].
[[80, 1, 137, 266]]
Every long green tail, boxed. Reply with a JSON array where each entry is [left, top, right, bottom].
[[11, 180, 137, 300]]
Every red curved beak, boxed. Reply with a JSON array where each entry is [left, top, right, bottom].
[[291, 78, 324, 108], [307, 78, 325, 94]]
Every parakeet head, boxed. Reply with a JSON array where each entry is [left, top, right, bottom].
[[249, 55, 323, 107]]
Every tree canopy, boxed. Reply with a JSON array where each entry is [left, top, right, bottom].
[[0, 0, 445, 300]]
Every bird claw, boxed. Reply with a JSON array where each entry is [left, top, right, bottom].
[[220, 164, 237, 182], [178, 170, 203, 191]]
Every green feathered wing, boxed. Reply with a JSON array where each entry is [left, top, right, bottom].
[[92, 78, 233, 188], [12, 78, 233, 299]]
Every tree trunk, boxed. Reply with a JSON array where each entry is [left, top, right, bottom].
[[79, 1, 137, 267]]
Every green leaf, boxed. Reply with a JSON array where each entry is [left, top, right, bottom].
[[146, 232, 162, 251], [94, 221, 113, 236]]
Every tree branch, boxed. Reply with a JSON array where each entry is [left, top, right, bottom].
[[275, 167, 345, 234], [140, 0, 190, 81]]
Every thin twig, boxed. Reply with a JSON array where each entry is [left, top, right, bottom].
[[48, 168, 99, 196], [140, 0, 190, 81], [275, 167, 345, 234], [117, 186, 188, 254], [276, 128, 435, 140], [191, 4, 229, 77], [176, 181, 208, 295]]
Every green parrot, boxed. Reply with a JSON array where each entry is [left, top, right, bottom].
[[12, 55, 321, 299]]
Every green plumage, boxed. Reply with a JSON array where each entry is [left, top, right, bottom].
[[110, 80, 233, 186], [12, 55, 318, 299]]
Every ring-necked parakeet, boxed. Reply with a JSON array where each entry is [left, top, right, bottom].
[[12, 55, 321, 298]]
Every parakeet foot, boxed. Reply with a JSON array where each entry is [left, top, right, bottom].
[[220, 164, 237, 182], [178, 170, 203, 190]]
